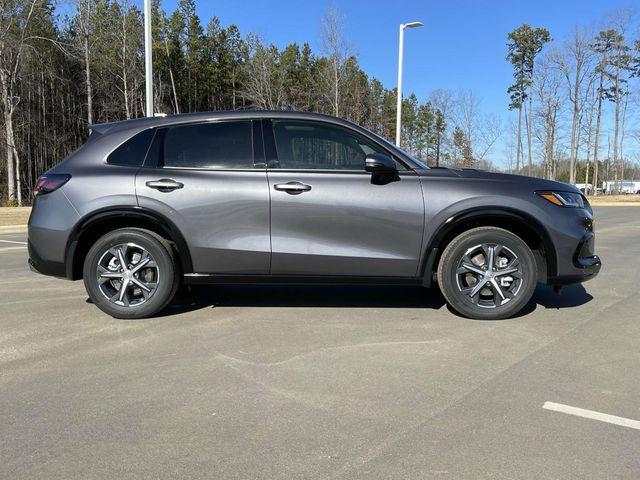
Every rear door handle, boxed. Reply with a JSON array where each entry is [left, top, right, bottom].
[[146, 179, 184, 192], [274, 181, 312, 193]]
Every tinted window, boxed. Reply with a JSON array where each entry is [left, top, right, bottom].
[[107, 129, 155, 166], [163, 121, 253, 169], [272, 120, 398, 171]]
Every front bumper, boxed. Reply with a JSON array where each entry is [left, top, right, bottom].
[[547, 229, 601, 285], [547, 256, 601, 285]]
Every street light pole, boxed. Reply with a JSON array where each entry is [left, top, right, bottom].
[[395, 21, 423, 147], [144, 0, 154, 117]]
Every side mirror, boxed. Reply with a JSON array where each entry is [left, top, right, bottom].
[[365, 153, 397, 174]]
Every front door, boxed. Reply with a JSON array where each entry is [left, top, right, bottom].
[[136, 120, 270, 274], [265, 119, 424, 277]]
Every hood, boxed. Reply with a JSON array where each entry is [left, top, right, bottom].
[[416, 167, 580, 193]]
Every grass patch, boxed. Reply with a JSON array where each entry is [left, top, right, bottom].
[[588, 195, 640, 205], [0, 207, 32, 226]]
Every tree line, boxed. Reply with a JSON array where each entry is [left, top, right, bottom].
[[505, 10, 640, 191], [1, 1, 639, 205]]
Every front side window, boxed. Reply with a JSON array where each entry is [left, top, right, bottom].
[[272, 120, 401, 171], [163, 121, 253, 169], [107, 129, 155, 166]]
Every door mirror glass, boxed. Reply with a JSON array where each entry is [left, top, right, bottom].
[[365, 153, 397, 174]]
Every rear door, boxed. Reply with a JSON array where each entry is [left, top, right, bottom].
[[136, 120, 270, 274], [265, 119, 425, 277]]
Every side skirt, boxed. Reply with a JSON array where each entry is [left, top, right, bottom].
[[183, 273, 423, 286]]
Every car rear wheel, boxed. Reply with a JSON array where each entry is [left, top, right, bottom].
[[83, 228, 179, 319], [437, 227, 537, 320]]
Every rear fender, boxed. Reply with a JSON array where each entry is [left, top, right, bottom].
[[66, 206, 193, 279]]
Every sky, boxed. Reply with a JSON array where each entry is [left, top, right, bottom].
[[159, 0, 637, 166]]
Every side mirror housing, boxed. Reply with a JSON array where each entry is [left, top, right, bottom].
[[365, 153, 397, 174]]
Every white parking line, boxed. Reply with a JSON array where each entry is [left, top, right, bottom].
[[0, 239, 27, 245], [0, 246, 27, 252], [543, 401, 640, 431]]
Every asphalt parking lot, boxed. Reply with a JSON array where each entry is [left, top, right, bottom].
[[1, 206, 639, 479]]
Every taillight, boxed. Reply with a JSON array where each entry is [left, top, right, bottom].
[[34, 174, 71, 195]]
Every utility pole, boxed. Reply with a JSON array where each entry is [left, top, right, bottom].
[[395, 21, 423, 147], [144, 0, 153, 117]]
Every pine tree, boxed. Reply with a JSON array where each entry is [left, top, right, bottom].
[[506, 24, 551, 175]]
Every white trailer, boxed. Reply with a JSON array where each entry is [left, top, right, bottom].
[[602, 180, 640, 194]]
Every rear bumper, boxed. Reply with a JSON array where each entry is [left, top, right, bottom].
[[27, 189, 80, 280], [28, 240, 68, 278]]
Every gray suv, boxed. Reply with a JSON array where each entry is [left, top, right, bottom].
[[28, 111, 601, 320]]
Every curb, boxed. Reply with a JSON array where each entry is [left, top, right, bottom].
[[0, 225, 28, 234]]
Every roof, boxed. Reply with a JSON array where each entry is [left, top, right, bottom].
[[89, 110, 360, 136], [87, 109, 424, 169]]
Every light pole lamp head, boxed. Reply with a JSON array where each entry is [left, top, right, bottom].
[[402, 21, 423, 29]]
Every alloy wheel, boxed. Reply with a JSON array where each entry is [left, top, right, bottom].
[[96, 243, 160, 307], [455, 243, 523, 309]]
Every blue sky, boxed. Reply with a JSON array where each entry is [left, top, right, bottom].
[[160, 0, 635, 165]]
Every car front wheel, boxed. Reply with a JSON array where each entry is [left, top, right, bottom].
[[437, 227, 537, 320], [83, 228, 179, 319]]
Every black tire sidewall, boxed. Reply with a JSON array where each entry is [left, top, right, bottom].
[[438, 228, 537, 320], [83, 229, 178, 319]]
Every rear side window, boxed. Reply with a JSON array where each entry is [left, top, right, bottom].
[[107, 129, 155, 166], [162, 121, 253, 169]]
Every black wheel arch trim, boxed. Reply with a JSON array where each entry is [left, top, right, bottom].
[[65, 206, 193, 279], [420, 207, 557, 287]]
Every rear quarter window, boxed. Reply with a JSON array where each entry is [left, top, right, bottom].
[[107, 129, 156, 166], [162, 121, 253, 169]]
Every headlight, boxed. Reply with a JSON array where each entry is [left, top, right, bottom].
[[536, 191, 586, 208]]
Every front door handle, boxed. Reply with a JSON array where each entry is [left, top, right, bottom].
[[146, 179, 184, 192], [274, 181, 312, 194]]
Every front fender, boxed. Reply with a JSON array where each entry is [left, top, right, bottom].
[[419, 192, 557, 285]]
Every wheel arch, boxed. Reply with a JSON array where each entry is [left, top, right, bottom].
[[421, 207, 557, 287], [65, 207, 193, 280]]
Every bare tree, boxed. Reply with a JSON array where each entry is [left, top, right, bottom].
[[159, 9, 180, 114], [503, 118, 520, 173], [535, 54, 563, 179], [590, 31, 613, 195], [550, 27, 596, 184], [618, 91, 630, 183], [74, 0, 95, 126], [606, 8, 635, 189], [0, 0, 39, 205], [583, 79, 597, 191], [320, 4, 350, 116], [114, 0, 138, 119], [241, 35, 284, 110], [452, 90, 502, 165], [429, 89, 456, 165]]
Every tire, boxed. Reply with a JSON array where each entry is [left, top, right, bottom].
[[83, 228, 180, 319], [437, 227, 537, 320]]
